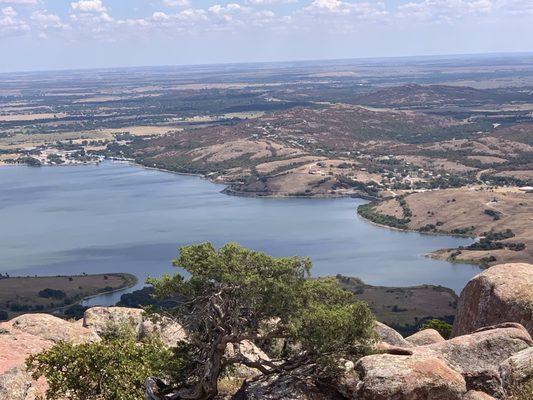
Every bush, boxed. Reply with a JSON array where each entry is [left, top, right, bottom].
[[64, 304, 88, 320], [38, 288, 66, 300], [420, 318, 452, 339], [27, 330, 182, 400]]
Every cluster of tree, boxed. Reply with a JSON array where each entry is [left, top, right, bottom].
[[397, 195, 412, 219], [8, 303, 45, 312], [117, 286, 157, 308], [483, 209, 502, 221], [450, 226, 476, 235], [28, 242, 376, 400], [462, 229, 525, 252], [38, 288, 67, 300], [358, 203, 410, 229], [19, 156, 42, 167]]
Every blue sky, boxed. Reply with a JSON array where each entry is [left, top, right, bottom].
[[0, 0, 532, 72]]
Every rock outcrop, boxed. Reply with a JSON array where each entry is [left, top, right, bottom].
[[238, 322, 532, 400], [462, 390, 497, 399], [406, 329, 445, 346], [0, 368, 40, 400], [353, 353, 467, 399], [416, 323, 532, 397], [452, 263, 533, 337], [4, 313, 98, 344], [3, 263, 533, 400], [0, 314, 98, 400], [499, 347, 533, 391], [373, 321, 413, 348], [83, 306, 186, 347]]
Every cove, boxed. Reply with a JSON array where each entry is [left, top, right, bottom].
[[0, 162, 478, 306]]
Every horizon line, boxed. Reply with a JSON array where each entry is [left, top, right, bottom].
[[2, 50, 533, 76]]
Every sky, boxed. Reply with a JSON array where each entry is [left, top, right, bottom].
[[0, 0, 532, 72]]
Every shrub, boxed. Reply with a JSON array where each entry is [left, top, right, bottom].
[[420, 318, 452, 339], [27, 330, 181, 400], [38, 288, 66, 300]]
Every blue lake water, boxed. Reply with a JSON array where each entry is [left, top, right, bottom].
[[0, 162, 478, 305]]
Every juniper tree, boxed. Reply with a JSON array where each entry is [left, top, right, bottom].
[[147, 242, 375, 400]]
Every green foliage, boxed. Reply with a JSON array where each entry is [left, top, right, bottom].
[[27, 334, 181, 400], [148, 242, 375, 399], [357, 203, 410, 229], [38, 288, 66, 300], [420, 318, 452, 339]]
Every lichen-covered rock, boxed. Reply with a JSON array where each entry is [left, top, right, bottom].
[[0, 331, 53, 375], [406, 329, 445, 346], [0, 368, 39, 400], [353, 353, 467, 399], [373, 321, 412, 348], [3, 314, 98, 345], [462, 390, 496, 399], [417, 323, 532, 397], [83, 306, 144, 336], [452, 263, 533, 337], [83, 307, 186, 347], [0, 318, 81, 400], [499, 347, 533, 391], [140, 318, 187, 347]]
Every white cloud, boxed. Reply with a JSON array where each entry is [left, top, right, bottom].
[[31, 9, 68, 30], [305, 0, 387, 18], [70, 0, 107, 13], [246, 0, 297, 4], [162, 0, 190, 7], [0, 6, 30, 36], [495, 0, 533, 15], [3, 0, 531, 43], [0, 0, 38, 4], [397, 0, 493, 21], [69, 0, 114, 34]]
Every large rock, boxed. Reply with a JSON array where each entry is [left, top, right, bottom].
[[83, 306, 144, 336], [3, 314, 98, 344], [462, 390, 496, 399], [406, 329, 445, 346], [0, 331, 53, 376], [452, 263, 533, 337], [353, 353, 467, 399], [0, 368, 39, 400], [83, 307, 186, 347], [0, 314, 96, 400], [373, 321, 412, 348], [418, 323, 532, 397], [499, 347, 533, 391]]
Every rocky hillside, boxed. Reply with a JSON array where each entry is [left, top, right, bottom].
[[1, 263, 532, 400]]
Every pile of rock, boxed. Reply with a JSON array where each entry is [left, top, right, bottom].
[[238, 262, 533, 400], [0, 262, 531, 400]]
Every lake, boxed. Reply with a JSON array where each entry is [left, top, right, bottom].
[[0, 162, 478, 306]]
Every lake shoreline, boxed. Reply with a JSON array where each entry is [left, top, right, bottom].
[[0, 161, 477, 303]]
